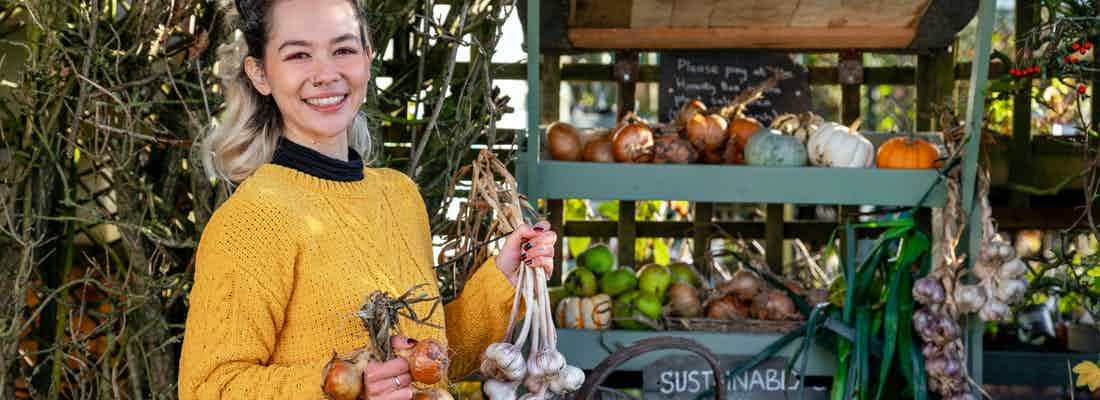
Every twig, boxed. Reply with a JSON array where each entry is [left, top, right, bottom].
[[408, 1, 469, 177]]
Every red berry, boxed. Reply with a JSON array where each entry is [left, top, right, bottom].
[[1065, 55, 1073, 63], [1009, 68, 1017, 75], [1032, 66, 1040, 73], [1081, 48, 1089, 55], [1073, 42, 1081, 50], [1086, 42, 1094, 50], [1079, 84, 1088, 94]]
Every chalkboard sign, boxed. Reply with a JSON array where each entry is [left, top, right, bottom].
[[659, 52, 810, 127], [642, 355, 828, 400]]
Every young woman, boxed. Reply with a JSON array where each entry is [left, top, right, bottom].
[[177, 1, 556, 399]]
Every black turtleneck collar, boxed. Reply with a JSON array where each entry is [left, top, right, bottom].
[[271, 136, 364, 182]]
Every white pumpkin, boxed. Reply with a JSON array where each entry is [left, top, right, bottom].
[[806, 122, 875, 167], [555, 294, 613, 330]]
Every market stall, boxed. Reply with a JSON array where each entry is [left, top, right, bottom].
[[516, 0, 998, 398]]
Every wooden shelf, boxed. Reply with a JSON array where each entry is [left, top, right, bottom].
[[520, 159, 945, 207]]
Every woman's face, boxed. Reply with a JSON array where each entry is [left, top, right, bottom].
[[245, 0, 370, 148]]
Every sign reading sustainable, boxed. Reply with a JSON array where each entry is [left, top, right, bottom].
[[658, 51, 810, 127], [642, 355, 828, 400]]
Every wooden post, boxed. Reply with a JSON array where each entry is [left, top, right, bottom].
[[838, 51, 863, 270], [693, 202, 714, 282], [917, 47, 955, 132], [541, 53, 565, 284], [619, 201, 637, 268], [765, 204, 784, 275], [1009, 0, 1035, 208], [614, 50, 639, 119]]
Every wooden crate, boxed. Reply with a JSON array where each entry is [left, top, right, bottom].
[[520, 0, 978, 51]]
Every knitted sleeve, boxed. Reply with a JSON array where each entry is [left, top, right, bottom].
[[383, 169, 516, 381], [444, 258, 516, 380], [178, 197, 325, 399]]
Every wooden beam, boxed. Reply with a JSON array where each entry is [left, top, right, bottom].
[[567, 27, 917, 50], [693, 203, 714, 282], [618, 201, 637, 268], [1009, 0, 1035, 208], [765, 204, 784, 275], [562, 220, 842, 241]]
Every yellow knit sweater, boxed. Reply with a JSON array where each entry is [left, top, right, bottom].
[[178, 165, 515, 399]]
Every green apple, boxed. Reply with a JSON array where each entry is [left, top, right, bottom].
[[599, 268, 638, 297], [637, 263, 672, 301], [667, 262, 703, 287], [578, 244, 615, 275], [564, 267, 598, 297], [613, 291, 644, 330]]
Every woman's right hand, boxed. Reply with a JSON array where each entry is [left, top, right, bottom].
[[361, 335, 417, 400]]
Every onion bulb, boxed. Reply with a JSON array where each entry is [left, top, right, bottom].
[[667, 283, 703, 317], [677, 100, 707, 127], [546, 122, 583, 161], [321, 349, 372, 400], [652, 134, 699, 164], [719, 270, 765, 302], [686, 113, 729, 163], [954, 284, 987, 314], [611, 113, 654, 163], [395, 338, 450, 385], [582, 135, 615, 163], [704, 296, 744, 320], [763, 291, 798, 320]]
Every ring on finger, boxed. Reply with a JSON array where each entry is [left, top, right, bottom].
[[393, 376, 401, 389]]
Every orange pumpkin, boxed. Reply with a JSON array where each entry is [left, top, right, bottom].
[[723, 117, 763, 164], [875, 136, 940, 169]]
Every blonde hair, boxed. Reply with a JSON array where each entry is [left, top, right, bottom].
[[202, 2, 374, 185]]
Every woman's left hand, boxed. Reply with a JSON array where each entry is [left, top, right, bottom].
[[496, 221, 556, 287]]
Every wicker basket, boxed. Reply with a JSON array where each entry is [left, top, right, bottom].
[[664, 316, 803, 334]]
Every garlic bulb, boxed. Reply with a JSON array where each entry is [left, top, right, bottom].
[[480, 343, 526, 381], [913, 277, 946, 305], [933, 315, 961, 344], [979, 300, 1010, 322], [549, 365, 585, 394], [997, 242, 1015, 259], [954, 284, 987, 314], [998, 258, 1028, 280], [484, 379, 519, 400], [994, 279, 1027, 304]]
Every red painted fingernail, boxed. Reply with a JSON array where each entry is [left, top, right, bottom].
[[533, 226, 545, 232], [523, 242, 533, 251], [521, 251, 527, 259], [525, 259, 533, 266], [406, 337, 417, 346]]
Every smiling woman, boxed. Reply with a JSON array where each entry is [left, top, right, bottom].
[[179, 1, 560, 399]]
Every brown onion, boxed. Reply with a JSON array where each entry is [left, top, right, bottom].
[[611, 113, 654, 163], [546, 122, 583, 161], [582, 135, 615, 163], [704, 296, 743, 320], [396, 338, 450, 385], [667, 283, 703, 317], [723, 117, 763, 164], [718, 270, 765, 302], [677, 100, 707, 127], [764, 291, 798, 320], [652, 134, 698, 164], [686, 113, 728, 162], [322, 349, 372, 400]]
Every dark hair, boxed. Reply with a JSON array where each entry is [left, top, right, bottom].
[[232, 0, 371, 136]]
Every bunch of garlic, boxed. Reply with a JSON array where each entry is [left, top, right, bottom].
[[912, 279, 973, 400], [954, 237, 1029, 322], [480, 265, 584, 400]]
